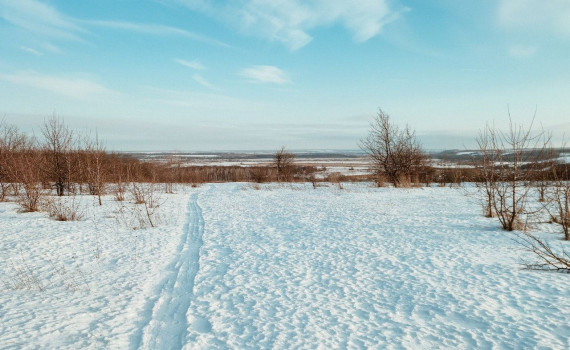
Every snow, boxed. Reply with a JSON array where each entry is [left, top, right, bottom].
[[1, 183, 569, 349]]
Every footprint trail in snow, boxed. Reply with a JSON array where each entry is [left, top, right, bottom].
[[137, 191, 206, 349]]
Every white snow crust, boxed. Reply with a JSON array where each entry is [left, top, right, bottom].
[[1, 183, 569, 349]]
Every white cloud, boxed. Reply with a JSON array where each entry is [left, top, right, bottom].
[[192, 74, 216, 89], [498, 0, 570, 36], [0, 0, 86, 41], [508, 45, 537, 58], [0, 1, 229, 47], [82, 20, 231, 47], [175, 59, 206, 70], [20, 46, 43, 56], [240, 66, 290, 84], [42, 43, 63, 54], [173, 0, 398, 50], [0, 71, 112, 99]]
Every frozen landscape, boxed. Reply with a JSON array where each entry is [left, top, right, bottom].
[[1, 183, 569, 349], [2, 0, 570, 348]]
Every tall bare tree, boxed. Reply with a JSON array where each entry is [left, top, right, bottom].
[[360, 109, 428, 187], [475, 126, 499, 217], [84, 130, 107, 205], [0, 121, 20, 200], [41, 116, 74, 196]]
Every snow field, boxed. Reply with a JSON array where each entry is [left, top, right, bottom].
[[187, 183, 569, 349], [0, 183, 569, 349], [0, 186, 192, 349]]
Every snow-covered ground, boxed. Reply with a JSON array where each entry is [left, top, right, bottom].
[[1, 183, 569, 349]]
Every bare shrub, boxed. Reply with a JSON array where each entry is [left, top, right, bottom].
[[3, 252, 44, 291], [475, 116, 550, 230], [249, 167, 269, 183], [130, 182, 146, 204], [360, 109, 429, 188], [397, 174, 412, 188], [163, 156, 182, 193], [515, 231, 570, 273], [129, 183, 162, 228], [274, 146, 296, 182], [115, 184, 126, 201], [47, 259, 90, 292], [3, 253, 90, 292], [536, 180, 549, 202], [111, 161, 127, 201], [547, 158, 570, 240], [13, 143, 45, 212], [114, 199, 162, 230], [326, 172, 345, 189], [375, 174, 386, 187], [42, 195, 83, 221]]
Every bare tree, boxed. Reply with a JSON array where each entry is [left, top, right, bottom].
[[475, 126, 499, 217], [475, 117, 550, 231], [274, 146, 295, 181], [41, 116, 74, 196], [547, 155, 570, 240], [360, 109, 428, 187], [84, 131, 107, 205], [0, 120, 26, 200], [12, 137, 45, 211]]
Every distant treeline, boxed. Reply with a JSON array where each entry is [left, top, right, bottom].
[[1, 118, 569, 203]]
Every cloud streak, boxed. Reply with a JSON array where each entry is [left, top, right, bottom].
[[0, 0, 230, 47], [498, 0, 570, 36], [0, 71, 112, 99], [172, 0, 399, 50], [20, 46, 43, 56], [175, 59, 206, 70], [82, 20, 232, 47], [0, 0, 86, 41], [508, 45, 537, 58], [192, 74, 216, 89], [240, 66, 290, 84]]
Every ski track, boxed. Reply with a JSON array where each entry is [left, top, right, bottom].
[[135, 190, 206, 350]]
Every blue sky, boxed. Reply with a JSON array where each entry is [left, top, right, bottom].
[[1, 0, 569, 151]]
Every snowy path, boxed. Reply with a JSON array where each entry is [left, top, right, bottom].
[[136, 190, 206, 349]]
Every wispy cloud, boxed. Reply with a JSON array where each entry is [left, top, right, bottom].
[[171, 0, 400, 50], [141, 85, 268, 113], [0, 0, 230, 47], [0, 0, 86, 41], [175, 59, 206, 70], [508, 45, 537, 58], [42, 43, 63, 54], [82, 20, 232, 47], [0, 71, 112, 99], [20, 46, 43, 56], [240, 65, 290, 84], [192, 74, 216, 89], [498, 0, 570, 36]]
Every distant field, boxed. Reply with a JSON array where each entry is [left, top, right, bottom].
[[125, 150, 371, 178]]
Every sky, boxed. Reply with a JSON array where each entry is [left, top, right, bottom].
[[1, 0, 569, 151]]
